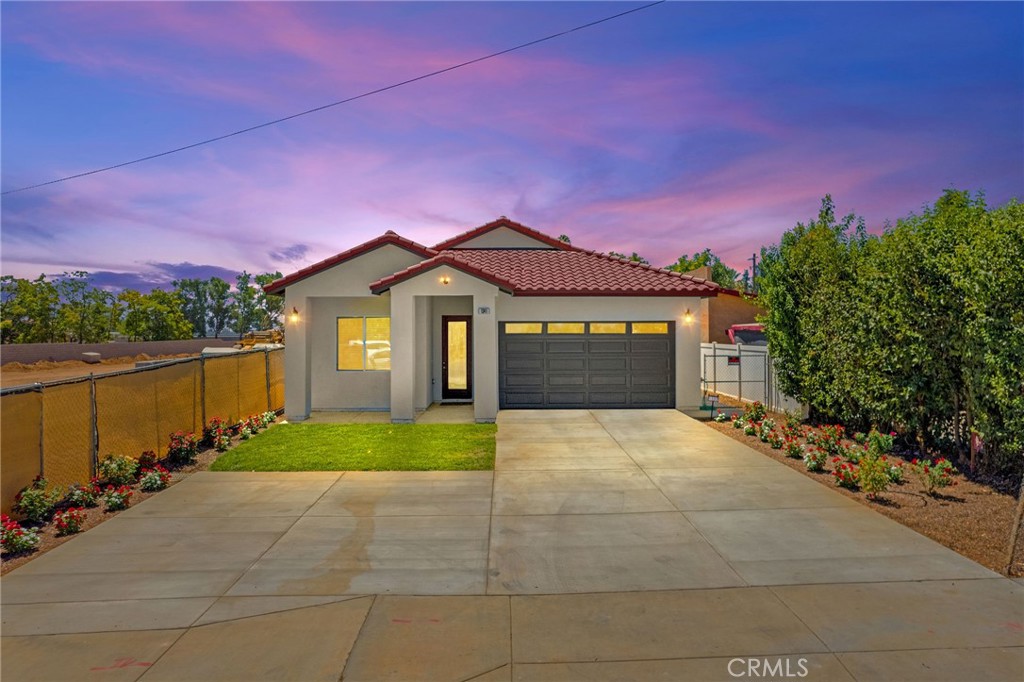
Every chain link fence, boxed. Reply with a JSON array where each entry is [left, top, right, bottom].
[[1, 348, 283, 513], [700, 342, 802, 415]]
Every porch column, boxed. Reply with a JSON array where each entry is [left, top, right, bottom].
[[676, 300, 703, 410], [390, 288, 416, 423], [473, 292, 498, 422], [284, 293, 312, 421]]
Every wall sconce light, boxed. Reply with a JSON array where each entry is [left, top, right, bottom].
[[289, 306, 300, 324], [439, 275, 451, 286], [682, 308, 694, 325]]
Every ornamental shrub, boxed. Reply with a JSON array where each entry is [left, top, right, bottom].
[[858, 453, 890, 499], [54, 507, 87, 536], [102, 485, 133, 511], [832, 459, 859, 489], [866, 429, 895, 458], [784, 436, 804, 458], [203, 417, 230, 445], [743, 422, 758, 437], [13, 477, 61, 524], [138, 451, 159, 470], [743, 401, 767, 423], [1, 515, 40, 554], [98, 454, 139, 486], [882, 457, 904, 484], [713, 412, 730, 423], [758, 418, 776, 442], [139, 466, 172, 492], [803, 446, 828, 471], [767, 431, 785, 449], [911, 458, 957, 495], [167, 431, 199, 465], [66, 479, 101, 508], [817, 424, 846, 457]]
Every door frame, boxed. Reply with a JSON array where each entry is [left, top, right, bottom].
[[441, 315, 473, 400]]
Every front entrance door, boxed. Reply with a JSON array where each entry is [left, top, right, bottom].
[[442, 315, 472, 400]]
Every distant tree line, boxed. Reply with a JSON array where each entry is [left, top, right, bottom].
[[0, 271, 283, 344], [757, 190, 1023, 476]]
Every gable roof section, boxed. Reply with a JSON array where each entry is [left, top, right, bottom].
[[263, 231, 435, 294], [370, 249, 720, 297], [432, 217, 575, 251]]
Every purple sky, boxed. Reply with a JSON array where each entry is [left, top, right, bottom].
[[3, 1, 1021, 291]]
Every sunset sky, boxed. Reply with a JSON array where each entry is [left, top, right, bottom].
[[2, 1, 1021, 291]]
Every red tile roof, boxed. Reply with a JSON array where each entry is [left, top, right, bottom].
[[263, 231, 435, 294], [370, 249, 720, 297], [432, 217, 575, 251]]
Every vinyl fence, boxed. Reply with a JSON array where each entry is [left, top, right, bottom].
[[1, 348, 284, 513], [700, 343, 802, 415]]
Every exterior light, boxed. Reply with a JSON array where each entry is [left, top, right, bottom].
[[440, 275, 451, 285], [289, 306, 300, 324], [682, 308, 694, 325]]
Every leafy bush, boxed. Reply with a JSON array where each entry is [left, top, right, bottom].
[[858, 454, 890, 499], [911, 458, 957, 495], [832, 459, 859, 489], [866, 429, 895, 457], [743, 423, 758, 437], [138, 451, 159, 470], [13, 477, 61, 524], [803, 446, 828, 472], [259, 411, 277, 427], [743, 401, 767, 423], [1, 515, 40, 554], [54, 507, 87, 536], [66, 479, 101, 508], [167, 431, 199, 465], [783, 436, 803, 458], [102, 485, 133, 511], [713, 412, 730, 423], [758, 418, 776, 442], [883, 457, 904, 484], [98, 454, 139, 486], [203, 417, 230, 445], [730, 413, 743, 428], [139, 466, 172, 492], [767, 431, 784, 449]]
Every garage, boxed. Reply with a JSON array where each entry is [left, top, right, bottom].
[[498, 321, 675, 409]]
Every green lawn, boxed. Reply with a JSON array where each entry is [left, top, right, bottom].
[[209, 423, 496, 471]]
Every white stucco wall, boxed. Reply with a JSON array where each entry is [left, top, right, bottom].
[[496, 295, 706, 410], [449, 226, 557, 250], [282, 244, 424, 420], [430, 296, 473, 403]]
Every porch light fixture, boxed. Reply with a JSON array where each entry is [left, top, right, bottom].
[[682, 308, 694, 325], [289, 306, 301, 324], [439, 275, 451, 285]]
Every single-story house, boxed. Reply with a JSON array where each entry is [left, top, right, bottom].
[[264, 217, 720, 423]]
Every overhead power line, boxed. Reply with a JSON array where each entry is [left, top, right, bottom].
[[3, 1, 666, 196]]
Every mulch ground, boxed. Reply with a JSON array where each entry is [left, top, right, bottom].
[[706, 417, 1023, 577]]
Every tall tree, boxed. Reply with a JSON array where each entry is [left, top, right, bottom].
[[1, 275, 61, 343], [207, 277, 232, 338], [173, 278, 209, 337], [55, 271, 116, 343], [232, 271, 260, 336], [254, 272, 284, 330], [666, 249, 742, 290]]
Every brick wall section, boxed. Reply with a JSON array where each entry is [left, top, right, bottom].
[[0, 339, 238, 365], [703, 294, 765, 344]]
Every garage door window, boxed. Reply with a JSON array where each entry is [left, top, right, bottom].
[[548, 322, 585, 334], [505, 323, 543, 334], [631, 322, 669, 334], [337, 317, 391, 370], [590, 322, 627, 334]]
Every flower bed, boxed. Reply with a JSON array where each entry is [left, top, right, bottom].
[[710, 400, 1022, 576]]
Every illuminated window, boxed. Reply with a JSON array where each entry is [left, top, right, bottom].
[[337, 317, 391, 370], [548, 322, 585, 334], [505, 323, 543, 334], [589, 322, 627, 334], [631, 322, 669, 334]]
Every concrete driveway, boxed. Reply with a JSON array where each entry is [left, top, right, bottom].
[[2, 410, 1021, 681]]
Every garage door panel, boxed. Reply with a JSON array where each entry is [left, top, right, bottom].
[[499, 322, 674, 409], [548, 357, 586, 371], [588, 340, 629, 353]]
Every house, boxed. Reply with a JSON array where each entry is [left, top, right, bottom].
[[264, 218, 720, 423], [681, 266, 765, 344]]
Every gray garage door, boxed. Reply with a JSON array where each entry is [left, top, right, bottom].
[[499, 322, 675, 409]]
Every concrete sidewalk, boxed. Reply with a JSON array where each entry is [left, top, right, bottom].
[[2, 410, 1021, 681]]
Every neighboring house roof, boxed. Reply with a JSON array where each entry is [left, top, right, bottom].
[[370, 248, 720, 297], [431, 216, 575, 251], [263, 231, 435, 294]]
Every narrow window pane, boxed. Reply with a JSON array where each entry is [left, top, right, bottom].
[[590, 322, 626, 334], [548, 322, 585, 334], [505, 322, 543, 334], [447, 320, 468, 390], [632, 322, 669, 334], [337, 318, 364, 370], [365, 317, 391, 370]]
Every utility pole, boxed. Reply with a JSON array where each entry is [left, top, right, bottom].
[[748, 253, 758, 293]]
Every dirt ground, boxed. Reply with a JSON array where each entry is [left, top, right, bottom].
[[0, 354, 195, 388], [706, 404, 1023, 577]]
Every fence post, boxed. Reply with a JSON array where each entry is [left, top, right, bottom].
[[200, 355, 207, 429], [711, 342, 717, 394], [265, 349, 271, 412], [90, 373, 98, 476], [737, 345, 743, 403], [35, 383, 45, 479]]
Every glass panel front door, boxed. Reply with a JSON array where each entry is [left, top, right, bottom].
[[442, 316, 472, 399]]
